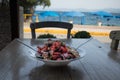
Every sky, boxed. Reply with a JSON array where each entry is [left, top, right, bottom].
[[36, 0, 120, 10]]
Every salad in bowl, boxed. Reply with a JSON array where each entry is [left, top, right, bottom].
[[35, 39, 84, 66]]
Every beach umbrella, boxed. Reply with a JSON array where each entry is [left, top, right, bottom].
[[40, 11, 59, 17], [39, 11, 60, 21], [90, 11, 113, 26], [91, 11, 113, 18], [62, 11, 85, 17], [62, 11, 85, 24]]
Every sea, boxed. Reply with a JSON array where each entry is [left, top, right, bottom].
[[32, 11, 120, 26]]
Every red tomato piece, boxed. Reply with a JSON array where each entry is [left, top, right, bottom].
[[60, 46, 67, 53], [53, 52, 61, 55], [52, 55, 58, 60], [50, 46, 56, 51]]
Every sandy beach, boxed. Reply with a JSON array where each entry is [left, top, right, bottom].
[[23, 23, 120, 48]]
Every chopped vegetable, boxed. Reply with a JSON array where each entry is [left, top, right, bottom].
[[37, 40, 80, 60]]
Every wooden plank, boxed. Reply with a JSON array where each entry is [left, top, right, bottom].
[[17, 39, 91, 80], [0, 39, 120, 80], [80, 39, 120, 80], [0, 39, 38, 80], [0, 40, 21, 80], [68, 60, 91, 80], [33, 59, 91, 80], [76, 39, 103, 80]]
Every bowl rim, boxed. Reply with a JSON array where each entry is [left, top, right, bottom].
[[36, 56, 80, 63], [35, 48, 86, 63]]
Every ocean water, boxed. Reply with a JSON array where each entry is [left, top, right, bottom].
[[32, 11, 120, 26]]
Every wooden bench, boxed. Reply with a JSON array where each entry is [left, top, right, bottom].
[[110, 30, 120, 50]]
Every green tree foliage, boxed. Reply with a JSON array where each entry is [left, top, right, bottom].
[[19, 0, 51, 13]]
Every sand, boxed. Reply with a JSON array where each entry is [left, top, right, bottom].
[[23, 22, 120, 48]]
